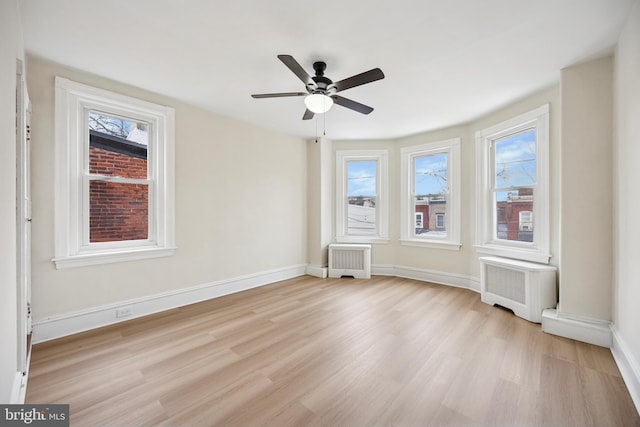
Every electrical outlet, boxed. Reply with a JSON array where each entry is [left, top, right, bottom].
[[115, 307, 132, 318]]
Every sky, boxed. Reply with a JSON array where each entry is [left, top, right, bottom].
[[415, 153, 448, 196], [347, 155, 451, 198], [88, 111, 148, 145], [346, 128, 536, 199], [495, 129, 536, 189], [347, 161, 377, 197]]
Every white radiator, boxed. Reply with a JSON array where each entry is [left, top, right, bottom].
[[480, 256, 557, 323], [328, 244, 371, 279]]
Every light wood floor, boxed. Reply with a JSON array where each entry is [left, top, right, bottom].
[[26, 275, 639, 426]]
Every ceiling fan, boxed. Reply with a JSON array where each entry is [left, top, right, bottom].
[[251, 54, 385, 120]]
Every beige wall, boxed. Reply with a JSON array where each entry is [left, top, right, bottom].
[[27, 57, 307, 320], [613, 0, 640, 387], [393, 125, 472, 275], [560, 57, 613, 321], [0, 0, 24, 402], [306, 137, 333, 269], [330, 85, 560, 281]]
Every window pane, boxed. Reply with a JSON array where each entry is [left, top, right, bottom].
[[495, 129, 536, 189], [415, 153, 448, 196], [413, 195, 446, 236], [415, 195, 448, 237], [90, 181, 149, 242], [347, 160, 377, 235], [495, 189, 534, 242], [414, 153, 448, 237], [414, 196, 427, 235], [89, 111, 148, 179]]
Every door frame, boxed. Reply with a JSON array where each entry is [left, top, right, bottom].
[[16, 58, 32, 378]]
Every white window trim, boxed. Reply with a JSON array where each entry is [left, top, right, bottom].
[[54, 77, 175, 269], [335, 149, 389, 243], [400, 138, 461, 250], [474, 104, 550, 264]]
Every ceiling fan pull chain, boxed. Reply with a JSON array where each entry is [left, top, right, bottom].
[[323, 109, 326, 136]]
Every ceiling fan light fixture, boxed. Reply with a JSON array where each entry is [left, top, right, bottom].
[[304, 93, 333, 114]]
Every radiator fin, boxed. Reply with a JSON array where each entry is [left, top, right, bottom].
[[331, 249, 364, 270], [485, 264, 526, 304]]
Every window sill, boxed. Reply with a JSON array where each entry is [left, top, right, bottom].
[[53, 246, 176, 269], [335, 236, 390, 245], [473, 244, 551, 264], [400, 239, 461, 251]]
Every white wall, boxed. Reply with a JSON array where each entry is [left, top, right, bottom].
[[0, 0, 24, 403], [27, 57, 307, 321], [613, 0, 640, 404]]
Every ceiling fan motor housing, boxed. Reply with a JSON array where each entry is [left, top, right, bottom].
[[310, 61, 335, 95]]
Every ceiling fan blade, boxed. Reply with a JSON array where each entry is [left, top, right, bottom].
[[302, 109, 314, 120], [333, 68, 385, 92], [251, 92, 307, 99], [332, 95, 374, 115], [278, 55, 315, 87]]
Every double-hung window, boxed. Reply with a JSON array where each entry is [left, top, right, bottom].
[[400, 138, 461, 249], [54, 77, 175, 268], [475, 104, 550, 263], [335, 150, 389, 243]]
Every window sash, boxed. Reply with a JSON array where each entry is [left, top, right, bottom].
[[411, 151, 450, 239], [489, 128, 537, 247], [346, 160, 378, 236], [335, 150, 388, 243], [82, 174, 154, 248]]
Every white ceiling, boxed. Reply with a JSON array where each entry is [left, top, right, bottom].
[[20, 0, 635, 140]]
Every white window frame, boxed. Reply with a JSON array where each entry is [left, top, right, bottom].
[[335, 149, 389, 243], [415, 212, 424, 228], [54, 77, 175, 268], [475, 104, 550, 264], [400, 138, 461, 250]]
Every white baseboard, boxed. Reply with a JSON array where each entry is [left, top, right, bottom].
[[611, 326, 640, 414], [541, 309, 612, 347], [371, 264, 396, 277], [372, 264, 479, 292], [32, 264, 307, 344], [468, 277, 481, 293], [306, 264, 328, 278]]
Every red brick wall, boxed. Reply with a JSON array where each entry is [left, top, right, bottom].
[[496, 200, 533, 240], [89, 146, 148, 242], [428, 203, 447, 231], [415, 204, 429, 230]]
